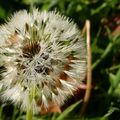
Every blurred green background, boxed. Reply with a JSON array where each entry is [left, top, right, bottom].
[[0, 0, 120, 120]]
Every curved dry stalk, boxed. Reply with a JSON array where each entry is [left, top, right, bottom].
[[80, 20, 92, 115]]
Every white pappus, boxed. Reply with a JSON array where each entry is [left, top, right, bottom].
[[0, 8, 87, 113]]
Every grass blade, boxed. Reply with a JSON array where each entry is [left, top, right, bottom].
[[56, 101, 82, 120]]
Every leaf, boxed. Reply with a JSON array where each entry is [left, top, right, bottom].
[[91, 3, 107, 15], [48, 0, 59, 10], [0, 6, 6, 19], [105, 26, 113, 41], [109, 73, 116, 87], [21, 0, 42, 5], [108, 68, 120, 94], [56, 101, 82, 120], [104, 107, 119, 118], [113, 68, 120, 91]]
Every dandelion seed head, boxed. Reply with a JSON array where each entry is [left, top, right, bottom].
[[0, 9, 87, 112]]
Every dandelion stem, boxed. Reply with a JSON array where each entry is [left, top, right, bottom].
[[12, 106, 16, 120], [26, 86, 36, 120], [26, 106, 33, 120], [80, 20, 92, 115], [0, 106, 3, 120]]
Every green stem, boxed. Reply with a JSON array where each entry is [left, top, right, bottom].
[[52, 113, 58, 120], [12, 106, 16, 120], [26, 106, 33, 120], [16, 110, 23, 120], [0, 106, 3, 120], [92, 42, 113, 70], [26, 85, 36, 120]]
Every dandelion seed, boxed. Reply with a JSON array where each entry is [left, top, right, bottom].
[[0, 9, 87, 113]]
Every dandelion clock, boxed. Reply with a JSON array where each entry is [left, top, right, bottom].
[[0, 9, 87, 115]]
